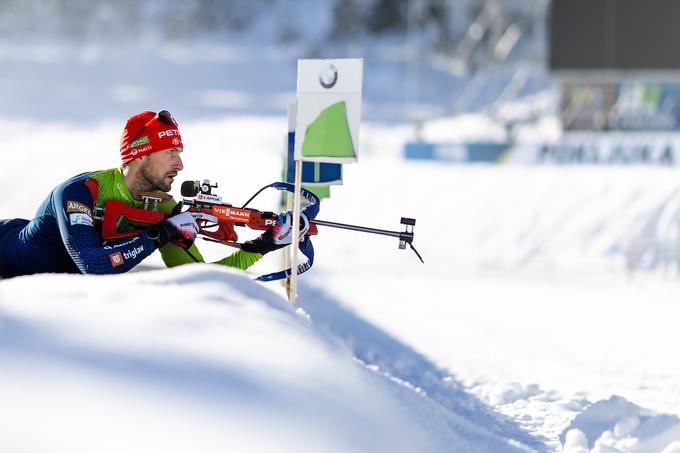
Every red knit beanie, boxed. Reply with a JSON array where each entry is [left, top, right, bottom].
[[120, 110, 183, 164]]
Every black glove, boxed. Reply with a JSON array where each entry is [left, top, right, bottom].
[[146, 212, 198, 248]]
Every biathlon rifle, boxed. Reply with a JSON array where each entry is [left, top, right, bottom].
[[98, 179, 423, 280]]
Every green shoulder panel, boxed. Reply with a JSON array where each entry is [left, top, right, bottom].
[[90, 168, 138, 208]]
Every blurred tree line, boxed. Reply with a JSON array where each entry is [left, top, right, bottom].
[[0, 0, 544, 65], [0, 0, 259, 41]]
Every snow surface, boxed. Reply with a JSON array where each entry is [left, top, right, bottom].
[[0, 265, 530, 453], [3, 114, 680, 452], [302, 154, 680, 451]]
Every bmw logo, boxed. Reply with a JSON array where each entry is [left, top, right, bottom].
[[319, 64, 338, 89]]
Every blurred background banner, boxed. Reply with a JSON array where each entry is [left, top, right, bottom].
[[404, 142, 509, 162], [561, 82, 680, 132], [404, 136, 680, 165], [512, 134, 680, 165]]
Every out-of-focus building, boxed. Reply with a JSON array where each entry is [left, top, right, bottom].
[[551, 0, 680, 133]]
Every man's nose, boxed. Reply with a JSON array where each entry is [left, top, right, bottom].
[[174, 154, 184, 171]]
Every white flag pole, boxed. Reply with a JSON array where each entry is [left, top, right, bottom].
[[289, 58, 364, 304], [289, 101, 303, 305], [289, 157, 303, 306], [283, 105, 296, 299]]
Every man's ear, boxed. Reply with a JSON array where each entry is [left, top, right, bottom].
[[122, 156, 143, 174]]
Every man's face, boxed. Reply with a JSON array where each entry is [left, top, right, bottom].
[[139, 148, 184, 192]]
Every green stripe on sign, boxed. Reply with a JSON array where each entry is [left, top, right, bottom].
[[303, 184, 331, 199], [301, 101, 355, 159]]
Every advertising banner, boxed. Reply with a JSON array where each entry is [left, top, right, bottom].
[[562, 82, 680, 132], [405, 134, 680, 166]]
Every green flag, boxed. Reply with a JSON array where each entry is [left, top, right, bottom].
[[301, 101, 355, 159]]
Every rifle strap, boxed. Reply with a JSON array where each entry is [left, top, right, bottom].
[[256, 237, 314, 282], [255, 182, 319, 282]]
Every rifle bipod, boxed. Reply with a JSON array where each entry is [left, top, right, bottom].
[[310, 217, 423, 263]]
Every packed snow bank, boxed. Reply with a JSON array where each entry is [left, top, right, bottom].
[[316, 158, 680, 275], [561, 396, 680, 453], [0, 265, 529, 453]]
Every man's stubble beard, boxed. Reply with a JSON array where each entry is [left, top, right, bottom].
[[139, 160, 171, 192]]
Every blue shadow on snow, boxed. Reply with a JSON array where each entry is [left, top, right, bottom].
[[298, 282, 548, 452]]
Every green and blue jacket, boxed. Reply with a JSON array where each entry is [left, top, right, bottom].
[[0, 168, 261, 277]]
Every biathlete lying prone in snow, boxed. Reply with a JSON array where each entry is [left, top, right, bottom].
[[0, 109, 306, 278]]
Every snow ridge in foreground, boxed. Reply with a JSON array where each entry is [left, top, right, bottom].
[[0, 265, 528, 453]]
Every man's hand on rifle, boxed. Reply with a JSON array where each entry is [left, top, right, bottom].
[[146, 211, 199, 248], [242, 211, 309, 255], [271, 211, 310, 245]]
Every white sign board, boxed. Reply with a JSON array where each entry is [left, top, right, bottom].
[[294, 58, 363, 163]]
